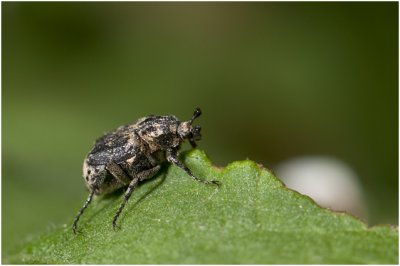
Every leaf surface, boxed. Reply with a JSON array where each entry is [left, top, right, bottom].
[[6, 150, 398, 264]]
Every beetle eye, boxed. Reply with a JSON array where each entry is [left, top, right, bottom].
[[192, 125, 201, 141], [188, 125, 201, 148]]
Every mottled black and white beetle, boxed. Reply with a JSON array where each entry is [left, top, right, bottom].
[[72, 107, 219, 233]]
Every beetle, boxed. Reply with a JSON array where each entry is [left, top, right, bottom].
[[72, 107, 219, 233]]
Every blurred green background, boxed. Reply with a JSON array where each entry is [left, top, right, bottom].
[[2, 2, 397, 257]]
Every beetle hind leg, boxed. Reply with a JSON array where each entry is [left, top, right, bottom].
[[72, 190, 94, 234], [73, 168, 107, 234]]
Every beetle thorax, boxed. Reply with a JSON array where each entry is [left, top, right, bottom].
[[136, 118, 181, 152]]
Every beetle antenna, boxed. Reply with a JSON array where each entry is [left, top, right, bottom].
[[189, 107, 201, 124]]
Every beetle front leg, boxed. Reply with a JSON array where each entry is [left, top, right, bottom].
[[166, 148, 220, 186]]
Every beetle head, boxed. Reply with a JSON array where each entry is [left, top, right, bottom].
[[178, 107, 202, 147]]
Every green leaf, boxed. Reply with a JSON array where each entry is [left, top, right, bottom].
[[6, 150, 398, 264]]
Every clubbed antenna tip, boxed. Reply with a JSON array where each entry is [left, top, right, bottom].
[[190, 107, 202, 124]]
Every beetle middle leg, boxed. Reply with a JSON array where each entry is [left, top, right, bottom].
[[106, 161, 131, 185], [112, 165, 161, 229], [166, 148, 220, 186]]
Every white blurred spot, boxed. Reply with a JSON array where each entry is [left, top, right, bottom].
[[275, 156, 367, 220]]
